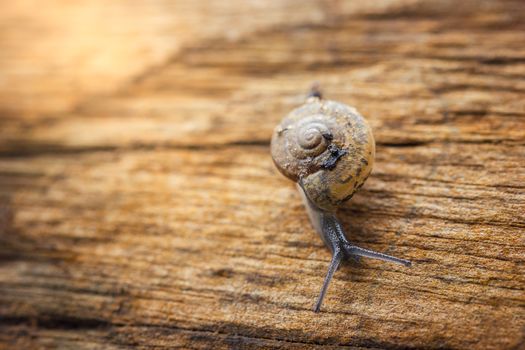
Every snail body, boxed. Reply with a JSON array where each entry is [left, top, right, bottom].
[[271, 87, 411, 312]]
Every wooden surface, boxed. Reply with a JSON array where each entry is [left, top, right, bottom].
[[1, 0, 524, 349]]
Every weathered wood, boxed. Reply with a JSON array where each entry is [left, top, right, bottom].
[[0, 1, 524, 349]]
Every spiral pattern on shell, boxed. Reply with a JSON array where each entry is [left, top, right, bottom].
[[290, 115, 339, 160], [296, 119, 329, 156], [271, 98, 375, 211]]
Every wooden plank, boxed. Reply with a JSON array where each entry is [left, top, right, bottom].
[[0, 0, 524, 349]]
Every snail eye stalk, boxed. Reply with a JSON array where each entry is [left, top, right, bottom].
[[314, 250, 342, 313]]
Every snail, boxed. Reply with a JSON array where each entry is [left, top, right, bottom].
[[271, 85, 411, 312]]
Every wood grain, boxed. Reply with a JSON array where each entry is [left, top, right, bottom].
[[0, 1, 524, 349]]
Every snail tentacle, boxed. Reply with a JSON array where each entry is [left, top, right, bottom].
[[343, 244, 412, 267], [307, 81, 322, 99], [314, 249, 342, 313], [331, 214, 412, 267]]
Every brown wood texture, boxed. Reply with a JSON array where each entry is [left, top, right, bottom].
[[1, 1, 524, 349]]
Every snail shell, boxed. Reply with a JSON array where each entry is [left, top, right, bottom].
[[271, 97, 375, 211]]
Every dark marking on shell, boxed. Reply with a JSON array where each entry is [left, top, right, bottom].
[[321, 144, 348, 170], [355, 167, 362, 178], [322, 132, 333, 141], [340, 192, 355, 203], [340, 174, 353, 184]]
